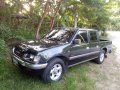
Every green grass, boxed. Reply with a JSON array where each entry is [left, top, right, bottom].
[[0, 58, 96, 90]]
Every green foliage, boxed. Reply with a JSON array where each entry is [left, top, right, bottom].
[[0, 24, 12, 40], [58, 0, 111, 31], [1, 0, 117, 37], [0, 39, 6, 60], [13, 24, 35, 40], [107, 0, 120, 31], [110, 17, 120, 31], [0, 23, 36, 41]]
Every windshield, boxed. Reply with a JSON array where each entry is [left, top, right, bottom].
[[43, 29, 75, 43]]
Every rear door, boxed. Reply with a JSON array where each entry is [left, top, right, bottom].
[[69, 30, 91, 65], [88, 31, 100, 58]]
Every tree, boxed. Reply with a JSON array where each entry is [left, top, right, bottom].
[[59, 0, 81, 27], [108, 0, 120, 31], [49, 0, 62, 30], [35, 0, 50, 40], [35, 0, 63, 39], [0, 0, 114, 40]]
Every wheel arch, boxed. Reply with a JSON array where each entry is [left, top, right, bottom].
[[47, 55, 69, 68], [102, 47, 107, 54]]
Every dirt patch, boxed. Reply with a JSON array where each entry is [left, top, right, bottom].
[[88, 53, 120, 90], [88, 31, 120, 90]]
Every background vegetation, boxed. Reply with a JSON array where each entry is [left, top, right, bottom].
[[0, 0, 119, 41]]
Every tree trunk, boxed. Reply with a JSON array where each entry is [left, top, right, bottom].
[[35, 13, 46, 39], [73, 12, 78, 28], [0, 0, 4, 7], [50, 1, 62, 31], [50, 17, 55, 30], [73, 5, 78, 28], [35, 0, 50, 40]]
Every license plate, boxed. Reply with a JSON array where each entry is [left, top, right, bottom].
[[13, 59, 18, 65]]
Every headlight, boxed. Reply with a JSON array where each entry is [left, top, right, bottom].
[[30, 54, 34, 59], [33, 56, 41, 63]]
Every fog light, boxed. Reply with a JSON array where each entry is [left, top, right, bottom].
[[34, 56, 41, 63]]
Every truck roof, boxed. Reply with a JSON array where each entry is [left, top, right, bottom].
[[54, 27, 98, 31]]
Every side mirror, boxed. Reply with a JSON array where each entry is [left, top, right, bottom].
[[73, 39, 81, 44]]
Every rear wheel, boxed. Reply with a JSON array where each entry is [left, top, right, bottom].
[[95, 50, 105, 64], [42, 58, 66, 83]]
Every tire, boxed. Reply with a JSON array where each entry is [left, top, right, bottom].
[[95, 50, 105, 64], [42, 58, 66, 83]]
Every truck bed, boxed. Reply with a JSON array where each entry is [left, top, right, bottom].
[[100, 39, 112, 44]]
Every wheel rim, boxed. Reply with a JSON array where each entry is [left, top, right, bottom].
[[100, 53, 105, 62], [50, 64, 62, 81]]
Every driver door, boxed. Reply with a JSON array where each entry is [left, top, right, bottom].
[[69, 30, 90, 65]]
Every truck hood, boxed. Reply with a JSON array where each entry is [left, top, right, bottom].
[[18, 40, 61, 52]]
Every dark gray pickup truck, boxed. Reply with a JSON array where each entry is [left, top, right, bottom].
[[12, 27, 112, 82]]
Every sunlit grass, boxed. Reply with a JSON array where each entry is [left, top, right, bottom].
[[0, 58, 95, 90]]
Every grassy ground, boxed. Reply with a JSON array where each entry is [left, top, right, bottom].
[[0, 56, 96, 90]]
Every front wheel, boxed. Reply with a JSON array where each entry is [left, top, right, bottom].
[[94, 50, 105, 64], [42, 58, 66, 83]]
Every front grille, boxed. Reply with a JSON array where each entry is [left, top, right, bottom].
[[13, 45, 36, 64], [13, 43, 39, 64], [14, 46, 25, 58]]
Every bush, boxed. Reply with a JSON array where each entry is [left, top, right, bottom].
[[0, 39, 6, 60], [0, 24, 12, 40], [12, 25, 35, 40]]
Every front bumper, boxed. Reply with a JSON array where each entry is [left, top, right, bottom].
[[12, 55, 48, 70]]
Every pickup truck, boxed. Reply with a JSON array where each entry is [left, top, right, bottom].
[[12, 27, 112, 82]]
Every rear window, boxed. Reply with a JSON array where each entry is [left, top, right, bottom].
[[90, 31, 98, 42]]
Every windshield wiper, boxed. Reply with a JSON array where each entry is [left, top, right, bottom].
[[48, 38, 60, 41]]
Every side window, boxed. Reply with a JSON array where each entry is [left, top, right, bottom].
[[90, 31, 98, 42], [75, 31, 88, 44]]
